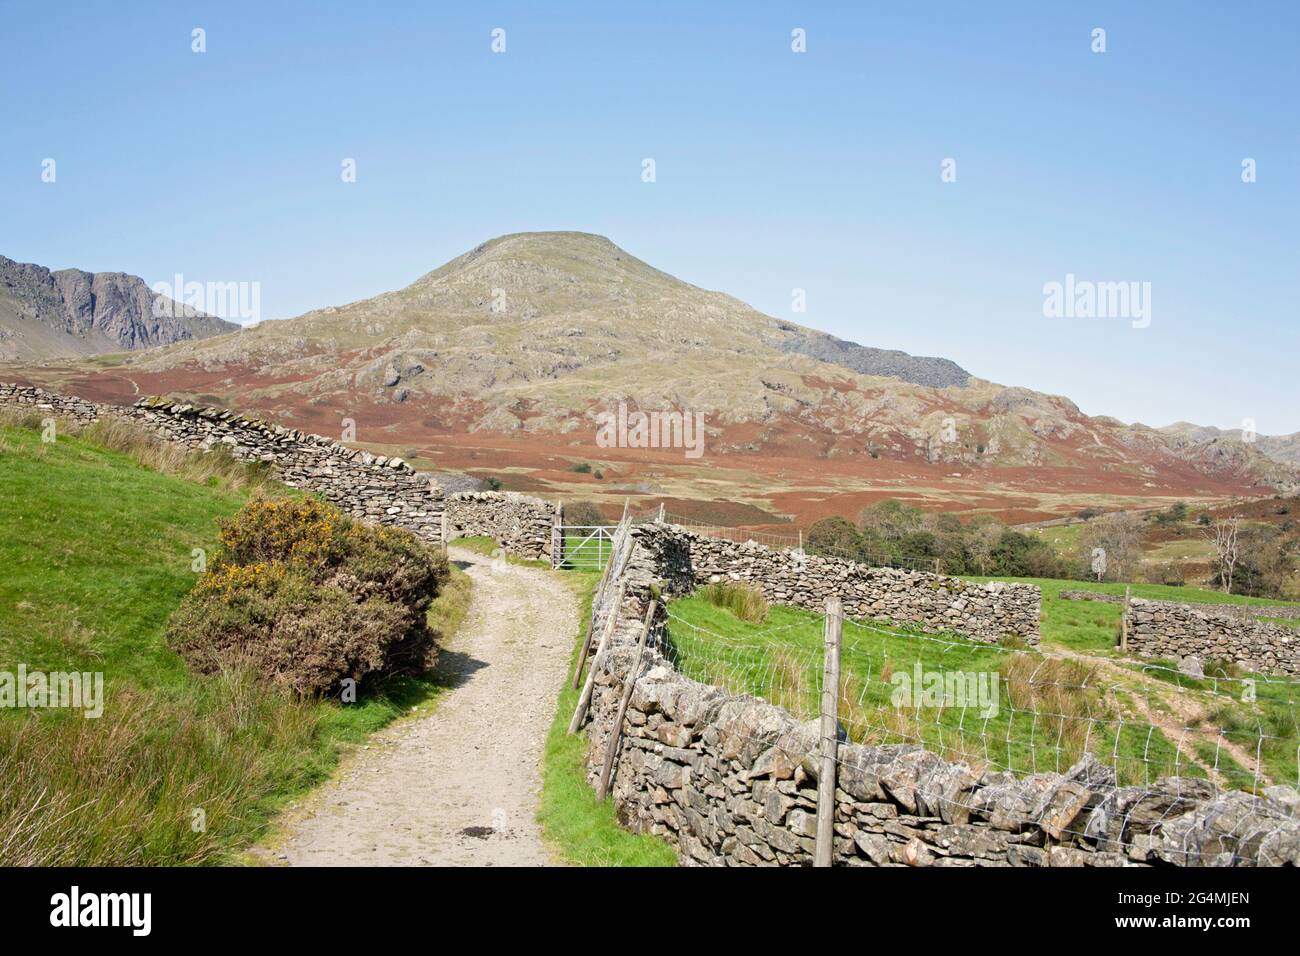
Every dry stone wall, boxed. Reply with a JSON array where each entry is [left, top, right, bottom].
[[632, 523, 1041, 644], [1061, 588, 1300, 620], [0, 383, 101, 423], [1127, 598, 1300, 677], [126, 396, 448, 543], [445, 491, 558, 560], [0, 385, 561, 556], [579, 535, 1300, 867]]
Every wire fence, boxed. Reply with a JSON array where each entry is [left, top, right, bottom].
[[565, 518, 1300, 866], [658, 603, 1300, 795]]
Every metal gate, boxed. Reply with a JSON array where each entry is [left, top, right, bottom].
[[554, 524, 619, 570]]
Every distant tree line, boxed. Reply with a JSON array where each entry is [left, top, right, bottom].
[[804, 498, 1298, 598], [806, 500, 1072, 578]]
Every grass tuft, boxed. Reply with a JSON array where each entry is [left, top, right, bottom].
[[698, 580, 769, 624]]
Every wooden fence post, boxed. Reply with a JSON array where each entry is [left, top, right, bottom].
[[568, 581, 627, 734], [597, 599, 657, 800], [1120, 585, 1131, 653], [815, 597, 842, 867], [551, 503, 563, 569], [572, 561, 611, 689], [572, 556, 620, 690]]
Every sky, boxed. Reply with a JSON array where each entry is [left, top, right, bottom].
[[2, 1, 1297, 432]]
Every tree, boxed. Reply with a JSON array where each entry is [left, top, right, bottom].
[[858, 499, 924, 542], [1077, 511, 1143, 582], [1224, 524, 1295, 598], [1206, 516, 1241, 594], [806, 517, 863, 561], [966, 522, 1003, 575]]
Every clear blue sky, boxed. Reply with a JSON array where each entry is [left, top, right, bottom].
[[3, 1, 1297, 431]]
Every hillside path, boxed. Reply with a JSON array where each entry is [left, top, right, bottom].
[[263, 546, 577, 866]]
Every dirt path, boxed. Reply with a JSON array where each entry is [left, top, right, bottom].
[[1052, 646, 1270, 788], [263, 547, 578, 866]]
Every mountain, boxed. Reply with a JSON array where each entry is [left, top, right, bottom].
[[1160, 422, 1300, 468], [0, 255, 237, 361], [8, 232, 1298, 520], [776, 330, 970, 388]]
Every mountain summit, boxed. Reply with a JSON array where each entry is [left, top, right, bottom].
[[17, 232, 1299, 500]]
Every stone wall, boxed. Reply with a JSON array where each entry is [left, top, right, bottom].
[[632, 523, 1041, 644], [0, 382, 101, 424], [1062, 588, 1300, 620], [2, 384, 562, 558], [579, 537, 1300, 867], [1127, 598, 1300, 677], [1, 385, 539, 557], [127, 396, 449, 544], [445, 491, 558, 561]]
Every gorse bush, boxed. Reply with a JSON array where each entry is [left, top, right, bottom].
[[167, 497, 447, 696], [698, 580, 769, 624]]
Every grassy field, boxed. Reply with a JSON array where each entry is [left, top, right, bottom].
[[665, 587, 1300, 791], [0, 418, 465, 865], [962, 575, 1300, 656], [557, 531, 618, 571], [537, 570, 677, 866]]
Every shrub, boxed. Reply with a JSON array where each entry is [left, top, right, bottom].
[[1143, 562, 1185, 586], [166, 497, 447, 696], [563, 499, 607, 527], [571, 462, 593, 474], [698, 581, 769, 624], [1154, 502, 1189, 525]]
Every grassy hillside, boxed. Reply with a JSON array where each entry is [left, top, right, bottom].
[[0, 416, 462, 865]]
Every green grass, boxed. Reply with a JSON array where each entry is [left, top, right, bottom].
[[1194, 741, 1257, 793], [961, 575, 1300, 657], [537, 570, 677, 866], [0, 421, 464, 865], [449, 535, 552, 568], [1144, 539, 1215, 561], [558, 531, 617, 571], [663, 593, 1286, 788]]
